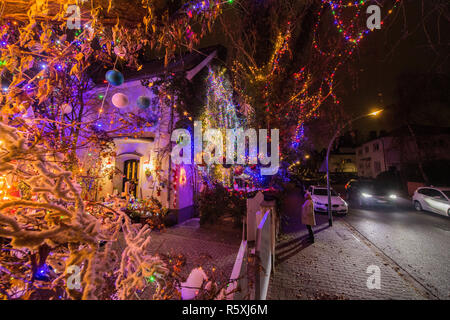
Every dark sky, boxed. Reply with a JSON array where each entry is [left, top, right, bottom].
[[189, 1, 449, 146], [339, 0, 450, 141]]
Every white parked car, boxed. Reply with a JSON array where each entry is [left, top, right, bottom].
[[306, 186, 348, 215], [412, 186, 450, 217]]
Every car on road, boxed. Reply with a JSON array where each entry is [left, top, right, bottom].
[[345, 179, 399, 208], [412, 186, 450, 217], [306, 186, 348, 215]]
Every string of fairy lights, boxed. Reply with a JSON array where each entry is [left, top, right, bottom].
[[290, 0, 402, 147], [0, 0, 405, 194]]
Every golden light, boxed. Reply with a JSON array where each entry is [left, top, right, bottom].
[[179, 167, 187, 185], [368, 109, 383, 116]]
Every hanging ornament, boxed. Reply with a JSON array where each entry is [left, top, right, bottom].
[[114, 45, 127, 58], [137, 96, 151, 109], [111, 93, 129, 108], [105, 70, 124, 86], [61, 103, 72, 114], [234, 165, 244, 176]]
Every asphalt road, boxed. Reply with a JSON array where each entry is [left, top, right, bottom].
[[342, 200, 450, 300]]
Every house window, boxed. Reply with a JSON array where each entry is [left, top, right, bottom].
[[374, 161, 381, 173], [358, 149, 363, 156], [364, 146, 369, 153], [365, 161, 371, 168], [373, 143, 379, 152]]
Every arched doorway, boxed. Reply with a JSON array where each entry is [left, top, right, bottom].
[[123, 159, 139, 198]]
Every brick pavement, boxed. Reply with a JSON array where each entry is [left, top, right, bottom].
[[267, 212, 428, 300], [114, 218, 241, 299], [147, 218, 241, 283]]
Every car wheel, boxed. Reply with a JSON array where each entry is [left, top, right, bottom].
[[447, 208, 450, 217], [414, 201, 422, 211]]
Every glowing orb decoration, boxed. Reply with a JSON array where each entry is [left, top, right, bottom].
[[137, 96, 151, 109], [234, 165, 244, 176], [61, 103, 72, 114], [114, 46, 127, 58], [105, 69, 124, 86], [111, 93, 129, 108], [181, 267, 208, 300], [179, 167, 187, 185]]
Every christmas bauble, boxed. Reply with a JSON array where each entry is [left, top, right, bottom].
[[114, 46, 127, 58], [234, 165, 244, 176], [61, 103, 72, 114], [137, 96, 151, 109], [111, 93, 129, 108], [105, 70, 124, 86]]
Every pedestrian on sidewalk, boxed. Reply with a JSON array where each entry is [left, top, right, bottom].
[[301, 193, 316, 243]]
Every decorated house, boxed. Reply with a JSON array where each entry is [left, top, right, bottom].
[[76, 46, 237, 223]]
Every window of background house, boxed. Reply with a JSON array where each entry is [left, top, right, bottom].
[[373, 143, 379, 152], [374, 161, 381, 173]]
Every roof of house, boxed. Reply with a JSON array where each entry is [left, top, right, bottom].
[[92, 45, 226, 86], [357, 125, 450, 147]]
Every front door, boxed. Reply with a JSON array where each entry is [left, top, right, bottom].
[[123, 159, 139, 198]]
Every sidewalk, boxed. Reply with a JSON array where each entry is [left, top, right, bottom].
[[268, 212, 428, 300], [146, 218, 241, 282]]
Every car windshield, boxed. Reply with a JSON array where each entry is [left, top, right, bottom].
[[359, 181, 396, 195], [313, 189, 338, 196], [442, 190, 450, 198]]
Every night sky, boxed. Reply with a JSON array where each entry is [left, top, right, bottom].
[[339, 0, 450, 142]]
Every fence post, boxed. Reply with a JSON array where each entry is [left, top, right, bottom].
[[255, 210, 271, 300]]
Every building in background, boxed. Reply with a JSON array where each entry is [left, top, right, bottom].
[[356, 125, 450, 179]]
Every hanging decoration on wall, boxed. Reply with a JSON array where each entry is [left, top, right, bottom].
[[137, 96, 151, 109], [114, 45, 127, 58], [105, 70, 124, 86], [61, 103, 72, 115], [234, 165, 244, 176], [179, 167, 187, 185], [111, 93, 129, 108]]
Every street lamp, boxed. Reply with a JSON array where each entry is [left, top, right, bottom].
[[325, 109, 383, 227]]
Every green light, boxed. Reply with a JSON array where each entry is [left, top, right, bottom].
[[98, 94, 104, 99]]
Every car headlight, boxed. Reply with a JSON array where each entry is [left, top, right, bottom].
[[389, 194, 397, 199], [362, 193, 372, 198]]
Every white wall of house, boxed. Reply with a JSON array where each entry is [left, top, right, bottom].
[[356, 137, 391, 178]]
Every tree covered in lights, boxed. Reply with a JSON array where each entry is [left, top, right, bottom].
[[0, 0, 232, 300], [219, 0, 402, 159]]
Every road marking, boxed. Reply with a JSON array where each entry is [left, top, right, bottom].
[[351, 234, 361, 242]]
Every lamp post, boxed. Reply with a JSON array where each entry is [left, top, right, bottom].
[[326, 110, 382, 227]]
